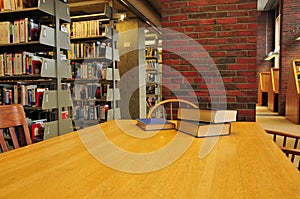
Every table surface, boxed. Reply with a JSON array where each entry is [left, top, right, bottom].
[[0, 120, 300, 198]]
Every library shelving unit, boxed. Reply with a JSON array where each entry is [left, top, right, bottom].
[[67, 0, 121, 129], [286, 59, 300, 123], [0, 0, 73, 141], [145, 32, 161, 114]]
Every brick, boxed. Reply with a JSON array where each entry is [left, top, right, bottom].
[[199, 19, 216, 25], [170, 15, 187, 21], [217, 18, 237, 24], [182, 7, 199, 13], [188, 1, 208, 6], [181, 20, 199, 26]]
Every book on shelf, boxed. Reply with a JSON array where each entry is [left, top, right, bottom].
[[177, 108, 237, 123], [0, 54, 4, 76], [0, 18, 40, 44], [177, 120, 231, 138], [136, 118, 175, 131], [0, 52, 42, 76]]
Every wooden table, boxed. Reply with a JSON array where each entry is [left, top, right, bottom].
[[0, 120, 300, 198]]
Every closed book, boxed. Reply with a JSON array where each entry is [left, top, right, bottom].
[[0, 54, 4, 76], [5, 53, 13, 75], [178, 108, 237, 123], [136, 118, 175, 131], [177, 120, 231, 138], [14, 52, 23, 75], [19, 19, 25, 43], [13, 20, 20, 43], [13, 84, 19, 104]]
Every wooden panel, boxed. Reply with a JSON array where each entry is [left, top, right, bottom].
[[258, 72, 270, 106], [268, 68, 279, 112], [260, 72, 270, 92], [286, 59, 300, 123]]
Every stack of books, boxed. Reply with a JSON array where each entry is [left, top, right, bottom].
[[176, 108, 237, 138]]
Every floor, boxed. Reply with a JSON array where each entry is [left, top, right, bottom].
[[256, 105, 300, 136]]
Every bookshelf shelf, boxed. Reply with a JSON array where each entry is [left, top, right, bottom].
[[0, 1, 55, 21], [144, 29, 161, 114], [70, 35, 110, 42], [69, 3, 112, 21], [0, 0, 73, 140], [70, 57, 111, 62], [68, 0, 121, 129]]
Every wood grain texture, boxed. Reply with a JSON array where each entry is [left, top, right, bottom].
[[0, 120, 299, 198], [268, 68, 279, 112], [257, 72, 270, 106], [286, 60, 300, 123]]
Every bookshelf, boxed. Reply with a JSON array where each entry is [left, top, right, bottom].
[[67, 0, 121, 129], [0, 0, 73, 141], [145, 31, 161, 114]]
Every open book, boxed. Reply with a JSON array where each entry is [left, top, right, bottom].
[[136, 118, 175, 131]]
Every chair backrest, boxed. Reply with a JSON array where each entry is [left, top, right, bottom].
[[0, 104, 32, 152], [265, 129, 300, 171], [265, 129, 299, 149], [147, 99, 198, 120], [280, 147, 300, 171]]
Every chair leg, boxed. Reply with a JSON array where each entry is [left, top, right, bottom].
[[0, 129, 9, 152]]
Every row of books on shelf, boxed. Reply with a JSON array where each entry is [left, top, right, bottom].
[[0, 84, 47, 107], [0, 52, 42, 76], [146, 72, 157, 83], [71, 61, 107, 80], [146, 60, 157, 70], [0, 0, 36, 11], [73, 102, 109, 121], [0, 18, 39, 45], [69, 41, 110, 59], [145, 47, 158, 57], [146, 84, 158, 95], [0, 0, 67, 11], [72, 83, 109, 101], [62, 20, 110, 38]]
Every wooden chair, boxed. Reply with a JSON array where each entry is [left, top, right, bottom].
[[0, 104, 32, 152], [265, 129, 300, 171], [147, 99, 198, 120], [280, 147, 300, 171]]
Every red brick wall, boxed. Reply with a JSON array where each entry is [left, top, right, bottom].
[[279, 0, 300, 115], [161, 0, 258, 121]]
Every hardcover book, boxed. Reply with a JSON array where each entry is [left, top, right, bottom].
[[177, 120, 231, 138], [177, 108, 237, 123], [136, 118, 175, 131]]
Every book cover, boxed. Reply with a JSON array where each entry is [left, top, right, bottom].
[[177, 108, 237, 123], [136, 118, 175, 131], [177, 120, 231, 138], [14, 52, 23, 75], [19, 19, 25, 43], [0, 54, 4, 76], [13, 20, 20, 43]]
